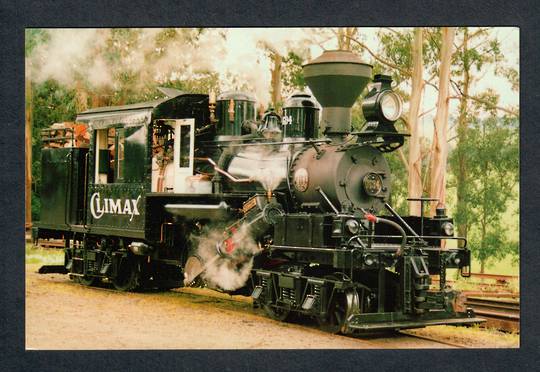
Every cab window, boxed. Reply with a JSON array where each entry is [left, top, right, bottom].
[[95, 127, 124, 184]]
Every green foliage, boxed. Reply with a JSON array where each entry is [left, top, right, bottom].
[[159, 72, 221, 96], [385, 149, 408, 215], [385, 119, 410, 215], [495, 66, 519, 92], [25, 29, 49, 57], [423, 27, 442, 76], [26, 244, 64, 265], [281, 51, 306, 95], [31, 193, 41, 222], [451, 28, 504, 92], [449, 115, 519, 267], [376, 29, 413, 85]]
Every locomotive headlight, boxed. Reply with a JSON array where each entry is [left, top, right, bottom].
[[442, 222, 455, 236], [361, 75, 403, 126], [363, 173, 383, 196], [346, 219, 360, 234], [379, 91, 403, 122]]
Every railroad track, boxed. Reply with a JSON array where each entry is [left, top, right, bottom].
[[464, 296, 520, 333], [431, 273, 519, 292], [398, 331, 468, 348]]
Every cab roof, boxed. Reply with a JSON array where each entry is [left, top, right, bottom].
[[76, 93, 208, 130]]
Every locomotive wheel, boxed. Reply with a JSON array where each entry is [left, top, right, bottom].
[[318, 280, 360, 334], [262, 304, 293, 322], [113, 256, 141, 291]]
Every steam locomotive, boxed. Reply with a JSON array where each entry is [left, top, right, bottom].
[[35, 50, 483, 334]]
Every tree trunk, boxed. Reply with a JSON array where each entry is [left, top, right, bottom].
[[456, 28, 471, 243], [25, 58, 33, 230], [480, 213, 487, 273], [429, 27, 456, 215], [90, 91, 108, 108], [337, 28, 345, 50], [75, 80, 88, 113], [337, 27, 357, 51], [270, 52, 282, 112], [480, 119, 488, 274], [407, 27, 425, 216]]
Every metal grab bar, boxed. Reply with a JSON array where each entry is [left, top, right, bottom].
[[347, 234, 468, 249], [82, 152, 89, 228], [364, 214, 406, 255]]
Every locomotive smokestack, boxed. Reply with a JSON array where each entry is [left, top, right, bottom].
[[303, 50, 372, 141]]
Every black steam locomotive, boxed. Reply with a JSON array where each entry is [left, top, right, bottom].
[[35, 50, 482, 333]]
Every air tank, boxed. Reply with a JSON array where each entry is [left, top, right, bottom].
[[282, 91, 320, 139], [216, 91, 257, 138]]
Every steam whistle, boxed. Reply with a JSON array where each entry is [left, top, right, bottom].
[[267, 189, 272, 201], [260, 108, 282, 140], [209, 89, 217, 123], [228, 99, 235, 123]]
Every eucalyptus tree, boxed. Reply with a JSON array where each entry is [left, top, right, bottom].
[[448, 27, 519, 242], [429, 27, 456, 215], [453, 114, 518, 272]]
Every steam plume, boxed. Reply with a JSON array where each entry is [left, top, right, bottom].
[[27, 28, 316, 105], [191, 224, 261, 291], [233, 146, 288, 192]]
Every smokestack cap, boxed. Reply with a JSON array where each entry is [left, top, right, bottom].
[[303, 50, 372, 139], [303, 50, 372, 108], [303, 49, 370, 66]]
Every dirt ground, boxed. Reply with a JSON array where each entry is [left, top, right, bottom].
[[25, 263, 518, 350]]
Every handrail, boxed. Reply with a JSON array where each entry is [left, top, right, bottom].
[[348, 234, 468, 248], [82, 152, 89, 228]]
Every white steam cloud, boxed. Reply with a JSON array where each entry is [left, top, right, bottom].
[[239, 146, 288, 192], [192, 224, 261, 291], [28, 28, 317, 105]]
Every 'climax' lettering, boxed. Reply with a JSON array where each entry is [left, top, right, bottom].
[[90, 193, 141, 221]]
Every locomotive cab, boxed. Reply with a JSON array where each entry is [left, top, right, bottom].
[[72, 93, 212, 236]]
